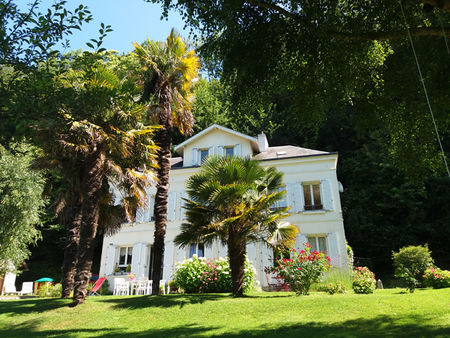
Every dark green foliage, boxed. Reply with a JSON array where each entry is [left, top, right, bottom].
[[392, 245, 434, 292]]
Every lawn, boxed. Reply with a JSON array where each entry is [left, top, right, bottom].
[[0, 288, 449, 337]]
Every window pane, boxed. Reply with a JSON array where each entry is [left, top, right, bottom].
[[307, 237, 318, 251], [127, 247, 133, 264], [189, 244, 196, 257], [198, 243, 204, 257], [119, 247, 126, 265], [318, 237, 327, 253], [225, 147, 234, 156], [313, 184, 322, 209], [303, 185, 312, 210], [200, 149, 209, 163]]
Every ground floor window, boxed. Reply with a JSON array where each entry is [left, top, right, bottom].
[[307, 235, 327, 254], [117, 246, 133, 271], [189, 243, 204, 258]]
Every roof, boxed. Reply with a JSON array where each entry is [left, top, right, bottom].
[[253, 145, 332, 161], [170, 157, 184, 168], [174, 124, 259, 154]]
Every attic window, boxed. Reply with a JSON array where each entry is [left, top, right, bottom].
[[276, 151, 287, 156]]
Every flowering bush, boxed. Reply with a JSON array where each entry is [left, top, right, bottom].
[[423, 267, 450, 289], [324, 281, 347, 295], [352, 267, 376, 294], [173, 255, 255, 293], [267, 243, 331, 295]]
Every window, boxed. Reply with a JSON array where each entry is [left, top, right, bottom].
[[225, 146, 234, 156], [189, 243, 204, 258], [307, 236, 327, 254], [303, 183, 322, 210], [270, 187, 287, 210], [200, 149, 209, 163], [118, 246, 133, 269]]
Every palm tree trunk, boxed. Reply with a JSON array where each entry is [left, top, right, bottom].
[[71, 145, 105, 306], [228, 228, 247, 297], [61, 195, 82, 298], [152, 86, 172, 295]]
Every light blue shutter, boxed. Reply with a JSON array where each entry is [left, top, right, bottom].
[[192, 148, 199, 166], [131, 243, 142, 275], [321, 179, 334, 210], [204, 243, 214, 259], [218, 243, 227, 259], [217, 145, 224, 156], [135, 207, 145, 223], [138, 244, 150, 277], [293, 182, 303, 212], [246, 243, 258, 270], [163, 241, 175, 280], [208, 146, 214, 156], [179, 191, 188, 220], [286, 183, 296, 212], [167, 192, 176, 221], [234, 144, 242, 157], [104, 244, 117, 275], [327, 232, 340, 266], [296, 234, 308, 251]]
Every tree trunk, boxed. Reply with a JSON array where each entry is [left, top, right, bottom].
[[61, 195, 82, 298], [151, 86, 173, 295], [227, 228, 247, 297], [71, 145, 105, 307]]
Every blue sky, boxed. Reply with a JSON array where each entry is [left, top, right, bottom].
[[16, 0, 191, 54]]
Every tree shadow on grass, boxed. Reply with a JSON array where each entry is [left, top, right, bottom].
[[1, 314, 447, 337], [99, 293, 231, 310], [0, 298, 70, 317]]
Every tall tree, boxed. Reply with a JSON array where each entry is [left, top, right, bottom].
[[0, 143, 46, 274], [175, 156, 298, 296], [133, 30, 200, 294]]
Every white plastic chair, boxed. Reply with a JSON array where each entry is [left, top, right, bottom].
[[113, 278, 127, 296], [145, 280, 153, 295], [3, 283, 18, 295], [135, 280, 149, 295], [19, 282, 33, 296]]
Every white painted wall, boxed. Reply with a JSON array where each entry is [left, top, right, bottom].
[[99, 129, 348, 289]]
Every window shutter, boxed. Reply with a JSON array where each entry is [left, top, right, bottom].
[[208, 146, 214, 156], [327, 232, 340, 266], [246, 243, 258, 270], [163, 241, 175, 280], [217, 145, 224, 156], [179, 191, 188, 220], [136, 243, 149, 277], [135, 207, 144, 223], [286, 183, 296, 212], [204, 243, 214, 258], [218, 242, 227, 259], [234, 144, 242, 157], [104, 244, 117, 275], [260, 242, 273, 269], [148, 194, 155, 221], [131, 243, 142, 275], [168, 191, 176, 221], [321, 179, 334, 210], [298, 183, 305, 211], [192, 148, 199, 166], [296, 234, 308, 251]]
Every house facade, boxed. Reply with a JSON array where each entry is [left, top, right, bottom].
[[99, 124, 348, 288]]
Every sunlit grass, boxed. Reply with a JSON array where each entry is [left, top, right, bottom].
[[0, 288, 449, 337]]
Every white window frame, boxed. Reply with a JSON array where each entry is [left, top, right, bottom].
[[302, 182, 323, 211], [117, 246, 133, 268], [307, 235, 328, 254]]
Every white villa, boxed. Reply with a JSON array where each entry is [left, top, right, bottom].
[[99, 124, 348, 289]]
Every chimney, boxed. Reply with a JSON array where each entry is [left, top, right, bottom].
[[257, 132, 268, 152]]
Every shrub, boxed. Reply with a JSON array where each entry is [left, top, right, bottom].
[[37, 283, 62, 297], [352, 267, 376, 294], [324, 281, 347, 295], [392, 245, 434, 292], [174, 255, 255, 293], [423, 267, 450, 289], [347, 242, 354, 271], [267, 243, 331, 295]]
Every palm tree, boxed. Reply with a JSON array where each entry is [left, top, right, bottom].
[[133, 30, 200, 294], [175, 156, 299, 296], [34, 57, 159, 306]]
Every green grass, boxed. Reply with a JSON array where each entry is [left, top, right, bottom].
[[0, 288, 449, 337]]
